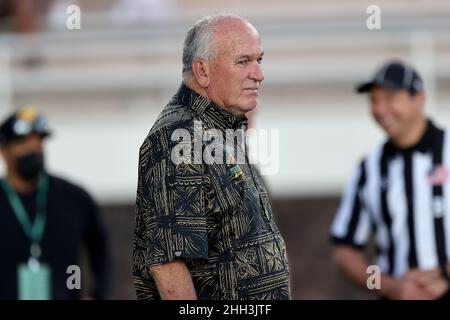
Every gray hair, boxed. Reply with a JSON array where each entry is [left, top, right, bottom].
[[182, 14, 248, 83]]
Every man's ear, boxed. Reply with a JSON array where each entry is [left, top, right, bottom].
[[414, 91, 426, 111], [192, 59, 210, 88]]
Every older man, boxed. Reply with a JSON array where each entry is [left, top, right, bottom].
[[331, 60, 450, 300], [133, 14, 290, 300]]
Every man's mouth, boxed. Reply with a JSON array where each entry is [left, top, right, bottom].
[[378, 118, 395, 128], [243, 88, 259, 93]]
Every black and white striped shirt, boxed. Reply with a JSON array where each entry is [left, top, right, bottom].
[[331, 120, 450, 277]]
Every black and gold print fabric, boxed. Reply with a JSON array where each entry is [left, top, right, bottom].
[[133, 83, 290, 300]]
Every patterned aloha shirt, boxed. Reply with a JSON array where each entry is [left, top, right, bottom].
[[133, 83, 290, 300]]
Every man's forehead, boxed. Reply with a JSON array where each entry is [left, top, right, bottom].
[[220, 45, 263, 61], [215, 18, 259, 37], [370, 86, 405, 95], [232, 47, 264, 59], [215, 25, 262, 57]]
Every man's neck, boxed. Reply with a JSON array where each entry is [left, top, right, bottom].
[[185, 80, 241, 117], [392, 117, 428, 149], [186, 79, 206, 97], [6, 172, 39, 194]]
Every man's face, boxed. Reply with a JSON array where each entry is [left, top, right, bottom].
[[0, 134, 44, 170], [206, 20, 264, 116], [369, 86, 424, 141]]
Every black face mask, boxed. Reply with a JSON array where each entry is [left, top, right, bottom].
[[15, 152, 44, 181]]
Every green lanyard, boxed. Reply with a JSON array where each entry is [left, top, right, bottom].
[[0, 173, 49, 259]]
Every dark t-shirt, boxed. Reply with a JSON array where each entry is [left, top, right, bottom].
[[0, 174, 110, 300]]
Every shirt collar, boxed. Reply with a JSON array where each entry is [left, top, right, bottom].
[[175, 83, 248, 130], [386, 119, 439, 155]]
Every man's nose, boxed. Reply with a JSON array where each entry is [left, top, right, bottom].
[[249, 61, 264, 82]]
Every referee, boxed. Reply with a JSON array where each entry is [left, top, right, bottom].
[[330, 60, 450, 300]]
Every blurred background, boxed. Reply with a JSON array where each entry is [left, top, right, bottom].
[[1, 0, 450, 299]]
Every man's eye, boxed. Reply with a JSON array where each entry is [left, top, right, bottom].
[[257, 57, 263, 64], [238, 60, 248, 65]]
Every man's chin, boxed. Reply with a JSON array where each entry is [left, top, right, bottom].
[[378, 122, 396, 136], [242, 101, 258, 113], [383, 127, 398, 140], [231, 99, 258, 116]]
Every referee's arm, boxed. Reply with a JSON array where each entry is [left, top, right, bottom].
[[330, 161, 431, 299], [332, 246, 414, 299]]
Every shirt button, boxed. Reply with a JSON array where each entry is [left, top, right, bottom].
[[227, 226, 234, 237]]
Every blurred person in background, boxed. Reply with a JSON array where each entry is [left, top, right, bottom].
[[0, 107, 110, 300], [330, 60, 450, 300], [133, 14, 290, 300], [0, 0, 55, 68], [0, 0, 52, 33]]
